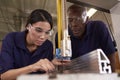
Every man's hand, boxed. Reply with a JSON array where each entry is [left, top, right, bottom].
[[52, 58, 71, 66]]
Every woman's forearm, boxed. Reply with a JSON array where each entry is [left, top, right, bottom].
[[1, 65, 33, 80]]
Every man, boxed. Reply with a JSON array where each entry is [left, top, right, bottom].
[[56, 4, 116, 72]]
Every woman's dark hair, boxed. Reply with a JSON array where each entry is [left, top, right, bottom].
[[25, 9, 53, 29]]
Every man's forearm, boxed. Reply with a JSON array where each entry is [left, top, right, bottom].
[[107, 53, 116, 72]]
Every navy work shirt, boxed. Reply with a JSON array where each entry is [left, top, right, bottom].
[[55, 21, 115, 59], [0, 30, 53, 74]]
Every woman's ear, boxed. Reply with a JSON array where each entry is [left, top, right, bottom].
[[26, 24, 31, 31]]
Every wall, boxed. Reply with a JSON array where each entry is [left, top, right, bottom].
[[110, 2, 120, 60]]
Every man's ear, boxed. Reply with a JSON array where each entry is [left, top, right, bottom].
[[83, 16, 89, 25], [85, 16, 89, 23], [82, 10, 88, 23]]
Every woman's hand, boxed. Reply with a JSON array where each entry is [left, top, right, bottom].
[[29, 58, 55, 73]]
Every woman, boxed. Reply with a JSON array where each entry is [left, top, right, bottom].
[[0, 9, 56, 80]]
